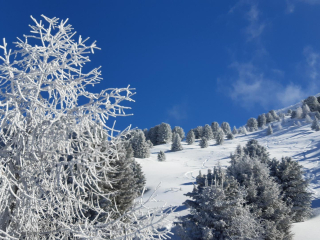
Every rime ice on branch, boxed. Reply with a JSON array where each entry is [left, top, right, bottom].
[[0, 15, 172, 239]]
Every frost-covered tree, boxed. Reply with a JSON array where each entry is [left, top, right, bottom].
[[257, 113, 267, 128], [291, 110, 297, 119], [304, 96, 320, 112], [221, 122, 231, 134], [146, 139, 153, 148], [297, 121, 302, 126], [130, 129, 150, 158], [232, 126, 238, 135], [239, 126, 247, 135], [287, 109, 293, 116], [302, 103, 311, 118], [269, 157, 312, 222], [266, 112, 274, 123], [199, 137, 208, 148], [143, 128, 148, 139], [215, 128, 225, 145], [269, 110, 280, 121], [311, 117, 320, 131], [0, 16, 171, 239], [305, 114, 312, 123], [247, 117, 258, 132], [293, 107, 303, 119], [193, 126, 203, 139], [172, 126, 185, 141], [211, 121, 220, 137], [147, 125, 159, 145], [267, 124, 273, 135], [202, 124, 213, 140], [186, 130, 195, 145], [157, 122, 172, 144], [157, 150, 166, 161], [277, 122, 283, 131], [171, 133, 183, 151], [315, 111, 320, 120], [227, 133, 234, 140]]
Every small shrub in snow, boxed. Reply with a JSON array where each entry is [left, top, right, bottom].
[[227, 133, 234, 140], [171, 133, 183, 151], [199, 137, 208, 148], [296, 107, 303, 119], [277, 123, 283, 131], [186, 130, 195, 145], [266, 112, 274, 123], [267, 125, 273, 135], [157, 150, 166, 161], [257, 113, 267, 128], [311, 117, 320, 131], [211, 122, 220, 137]]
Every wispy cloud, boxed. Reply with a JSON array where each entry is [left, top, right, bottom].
[[245, 5, 265, 41], [286, 0, 320, 13], [167, 103, 187, 122], [303, 46, 320, 80]]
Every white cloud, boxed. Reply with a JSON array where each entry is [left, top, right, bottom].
[[167, 103, 187, 121], [303, 46, 320, 80], [286, 0, 320, 14]]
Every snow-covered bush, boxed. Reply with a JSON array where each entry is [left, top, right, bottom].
[[193, 126, 203, 139], [130, 129, 151, 158], [172, 126, 185, 141], [267, 124, 273, 135], [157, 122, 172, 144], [202, 124, 213, 140], [146, 139, 153, 148], [311, 117, 320, 131], [171, 133, 183, 151], [232, 126, 238, 135], [302, 103, 311, 118], [157, 150, 166, 161], [199, 137, 208, 148], [269, 110, 280, 121], [247, 117, 258, 132], [305, 114, 312, 123], [277, 122, 283, 131], [186, 130, 195, 145], [257, 113, 266, 128], [221, 122, 231, 134], [227, 133, 234, 140], [147, 125, 159, 145], [215, 128, 225, 145], [0, 16, 171, 239], [304, 96, 320, 112], [266, 112, 274, 123], [315, 111, 320, 120], [211, 121, 220, 137]]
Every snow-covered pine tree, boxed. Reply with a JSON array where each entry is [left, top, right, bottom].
[[278, 122, 283, 131], [146, 139, 153, 148], [242, 139, 270, 164], [227, 133, 234, 140], [0, 16, 171, 239], [221, 122, 231, 134], [130, 129, 151, 158], [199, 137, 208, 148], [257, 113, 267, 128], [211, 121, 220, 137], [157, 150, 166, 161], [186, 130, 195, 145], [297, 121, 302, 126], [247, 117, 258, 132], [266, 112, 274, 123], [177, 175, 263, 240], [147, 125, 159, 145], [172, 126, 185, 141], [315, 111, 320, 120], [295, 107, 303, 119], [269, 157, 312, 222], [232, 126, 238, 135], [302, 103, 311, 118], [215, 128, 225, 145], [311, 117, 320, 131], [157, 122, 172, 144], [227, 155, 292, 240], [202, 124, 213, 140], [304, 96, 320, 112], [269, 110, 280, 121], [143, 128, 148, 139], [171, 133, 183, 151], [291, 110, 297, 119], [267, 124, 273, 135], [193, 126, 203, 139], [305, 114, 312, 123], [287, 109, 293, 116]]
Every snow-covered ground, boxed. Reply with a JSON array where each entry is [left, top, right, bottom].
[[137, 117, 320, 239]]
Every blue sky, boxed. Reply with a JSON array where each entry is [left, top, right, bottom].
[[1, 0, 320, 133]]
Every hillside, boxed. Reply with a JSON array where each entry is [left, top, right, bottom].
[[137, 116, 320, 239]]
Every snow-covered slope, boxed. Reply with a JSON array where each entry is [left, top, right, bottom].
[[137, 116, 320, 239]]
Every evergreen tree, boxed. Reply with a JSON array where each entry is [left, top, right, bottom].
[[211, 122, 220, 137], [147, 126, 159, 145], [157, 150, 166, 161], [221, 122, 231, 134], [232, 126, 238, 135], [143, 128, 148, 139], [295, 107, 303, 119], [305, 114, 312, 123], [202, 124, 213, 140], [157, 122, 172, 144], [172, 126, 185, 141], [311, 117, 320, 131], [171, 133, 183, 151], [304, 96, 320, 112], [315, 111, 320, 120], [247, 118, 258, 132], [267, 124, 273, 135], [266, 112, 274, 123], [215, 129, 225, 145], [269, 157, 312, 222], [269, 110, 280, 121], [146, 139, 153, 148], [199, 137, 208, 148], [186, 130, 195, 145], [257, 113, 267, 128], [193, 126, 203, 139], [242, 139, 270, 164], [130, 129, 150, 158], [302, 103, 311, 118], [291, 110, 297, 119], [277, 122, 283, 131], [227, 155, 292, 240], [287, 109, 293, 116], [227, 133, 234, 140]]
